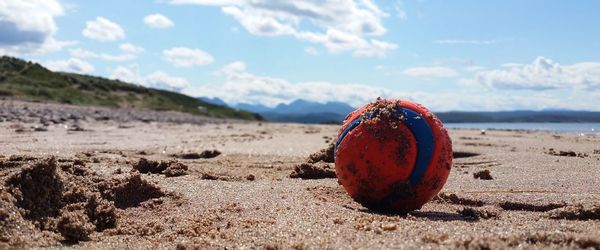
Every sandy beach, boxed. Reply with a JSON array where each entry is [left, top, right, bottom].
[[1, 100, 599, 249]]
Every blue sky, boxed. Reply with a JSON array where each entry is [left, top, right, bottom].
[[1, 0, 599, 111]]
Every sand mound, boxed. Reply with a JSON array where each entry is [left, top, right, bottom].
[[0, 156, 173, 245], [290, 163, 336, 179], [171, 150, 222, 160], [546, 148, 588, 158], [133, 158, 169, 174], [473, 169, 493, 180], [164, 162, 189, 177], [432, 193, 486, 207], [546, 204, 600, 220], [6, 158, 64, 228], [458, 206, 500, 220], [307, 143, 335, 163], [1, 157, 118, 244], [132, 158, 188, 177], [452, 151, 480, 158], [292, 143, 337, 179], [498, 201, 566, 212], [1, 155, 37, 169], [200, 172, 236, 181], [107, 174, 165, 209], [56, 206, 95, 242]]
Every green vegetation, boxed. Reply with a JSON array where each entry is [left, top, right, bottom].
[[0, 56, 260, 120]]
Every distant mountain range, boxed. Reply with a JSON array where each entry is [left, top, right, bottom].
[[199, 96, 600, 124], [199, 97, 354, 124]]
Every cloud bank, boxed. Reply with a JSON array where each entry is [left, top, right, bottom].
[[43, 58, 95, 74], [163, 47, 215, 67], [465, 57, 600, 90], [110, 65, 190, 92], [82, 17, 126, 42], [70, 43, 144, 62], [144, 14, 174, 29], [181, 59, 600, 111], [183, 61, 401, 107], [0, 0, 75, 55], [169, 0, 397, 57]]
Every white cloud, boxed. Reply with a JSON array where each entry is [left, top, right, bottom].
[[465, 57, 600, 90], [0, 0, 62, 45], [294, 29, 397, 58], [82, 17, 125, 42], [222, 6, 295, 36], [183, 61, 401, 107], [402, 66, 458, 78], [169, 0, 397, 57], [119, 43, 144, 54], [402, 90, 600, 112], [435, 39, 497, 45], [180, 61, 600, 111], [110, 65, 189, 92], [352, 39, 398, 58], [145, 71, 189, 91], [110, 65, 140, 84], [70, 43, 144, 62], [163, 47, 214, 67], [0, 38, 77, 56], [0, 0, 76, 55], [43, 58, 95, 74], [144, 14, 174, 29]]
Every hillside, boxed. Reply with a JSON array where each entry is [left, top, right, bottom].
[[0, 56, 260, 120], [257, 99, 353, 124]]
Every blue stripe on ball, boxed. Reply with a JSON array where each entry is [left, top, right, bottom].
[[335, 116, 362, 152], [396, 108, 435, 186], [334, 107, 435, 186]]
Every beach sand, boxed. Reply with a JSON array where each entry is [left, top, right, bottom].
[[1, 100, 599, 249]]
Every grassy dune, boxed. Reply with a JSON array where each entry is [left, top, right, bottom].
[[0, 56, 260, 120]]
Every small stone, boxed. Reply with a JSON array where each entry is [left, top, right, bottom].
[[473, 169, 493, 180], [381, 223, 397, 231]]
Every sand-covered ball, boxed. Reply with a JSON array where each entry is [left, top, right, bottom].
[[334, 98, 453, 213]]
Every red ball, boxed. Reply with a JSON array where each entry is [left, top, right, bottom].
[[334, 98, 452, 213]]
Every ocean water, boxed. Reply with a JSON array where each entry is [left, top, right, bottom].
[[444, 122, 600, 135]]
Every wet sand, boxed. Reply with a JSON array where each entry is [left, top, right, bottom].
[[1, 100, 600, 249]]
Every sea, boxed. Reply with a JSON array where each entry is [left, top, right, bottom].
[[444, 122, 600, 135]]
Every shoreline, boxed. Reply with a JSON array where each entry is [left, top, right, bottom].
[[445, 122, 599, 136]]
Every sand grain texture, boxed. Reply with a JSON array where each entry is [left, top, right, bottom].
[[1, 100, 599, 249]]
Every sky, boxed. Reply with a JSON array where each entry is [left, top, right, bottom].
[[1, 0, 600, 111]]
